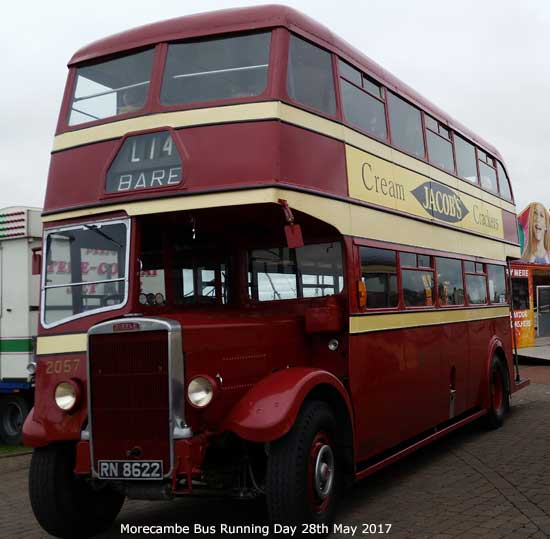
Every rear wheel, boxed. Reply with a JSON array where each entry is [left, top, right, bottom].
[[486, 355, 510, 429], [266, 400, 342, 531], [29, 443, 124, 538], [0, 394, 30, 445]]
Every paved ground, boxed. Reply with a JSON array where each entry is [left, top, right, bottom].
[[2, 364, 550, 538], [519, 336, 550, 361]]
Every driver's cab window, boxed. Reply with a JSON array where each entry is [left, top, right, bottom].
[[172, 245, 229, 305], [139, 232, 166, 307]]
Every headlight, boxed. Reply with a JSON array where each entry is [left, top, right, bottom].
[[187, 376, 214, 408], [55, 381, 79, 411]]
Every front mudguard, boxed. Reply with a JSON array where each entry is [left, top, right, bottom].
[[222, 367, 353, 443]]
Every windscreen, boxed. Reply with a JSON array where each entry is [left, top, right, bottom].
[[161, 32, 271, 106], [68, 49, 154, 126], [42, 221, 128, 326]]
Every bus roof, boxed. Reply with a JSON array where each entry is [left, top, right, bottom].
[[69, 4, 502, 160]]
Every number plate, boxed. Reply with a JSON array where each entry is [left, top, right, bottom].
[[97, 460, 163, 480]]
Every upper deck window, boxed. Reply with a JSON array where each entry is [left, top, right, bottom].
[[425, 116, 454, 173], [497, 162, 513, 201], [68, 49, 154, 126], [455, 135, 478, 183], [161, 32, 271, 106], [339, 60, 387, 140], [478, 150, 498, 193], [287, 35, 336, 115], [387, 93, 425, 159]]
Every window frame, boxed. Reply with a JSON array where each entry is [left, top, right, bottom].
[[477, 149, 499, 194], [487, 263, 508, 305], [337, 59, 389, 143], [399, 252, 436, 309], [156, 30, 277, 115], [359, 245, 400, 311], [247, 241, 345, 304], [283, 32, 339, 119], [41, 217, 131, 329], [425, 115, 456, 175], [435, 256, 465, 308], [63, 46, 160, 132], [464, 262, 489, 306]]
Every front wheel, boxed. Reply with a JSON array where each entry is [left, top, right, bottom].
[[29, 443, 125, 538], [266, 400, 342, 530], [485, 355, 510, 430]]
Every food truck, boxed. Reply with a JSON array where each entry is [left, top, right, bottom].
[[0, 207, 41, 444], [510, 202, 550, 351]]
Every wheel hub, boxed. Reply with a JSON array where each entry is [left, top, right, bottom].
[[314, 444, 334, 499]]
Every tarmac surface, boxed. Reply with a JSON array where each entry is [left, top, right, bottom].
[[2, 363, 550, 538]]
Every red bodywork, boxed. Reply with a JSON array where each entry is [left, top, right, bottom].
[[26, 5, 523, 492]]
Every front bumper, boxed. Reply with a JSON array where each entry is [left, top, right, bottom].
[[75, 434, 209, 494]]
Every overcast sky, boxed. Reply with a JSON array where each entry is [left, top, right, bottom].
[[2, 0, 548, 213]]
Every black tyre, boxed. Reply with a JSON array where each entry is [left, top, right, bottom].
[[266, 400, 342, 531], [485, 355, 510, 430], [0, 394, 30, 445], [29, 443, 124, 538]]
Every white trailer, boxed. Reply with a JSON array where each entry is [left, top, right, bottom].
[[0, 207, 41, 444]]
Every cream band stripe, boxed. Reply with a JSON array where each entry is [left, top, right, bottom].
[[42, 187, 519, 261], [35, 307, 509, 353], [349, 306, 510, 334]]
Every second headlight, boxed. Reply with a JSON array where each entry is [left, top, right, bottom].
[[187, 376, 214, 408]]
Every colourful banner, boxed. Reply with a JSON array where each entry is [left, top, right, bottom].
[[519, 202, 550, 263]]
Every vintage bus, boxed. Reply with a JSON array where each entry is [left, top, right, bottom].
[[25, 5, 527, 536]]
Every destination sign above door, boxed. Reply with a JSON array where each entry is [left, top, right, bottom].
[[106, 131, 182, 193]]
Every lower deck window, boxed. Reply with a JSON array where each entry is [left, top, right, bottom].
[[402, 269, 434, 307], [466, 274, 488, 304], [249, 242, 343, 301]]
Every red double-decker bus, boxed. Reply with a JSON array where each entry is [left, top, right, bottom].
[[25, 5, 527, 536]]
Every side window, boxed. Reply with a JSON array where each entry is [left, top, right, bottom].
[[387, 93, 425, 158], [249, 242, 343, 301], [455, 135, 478, 183], [339, 60, 387, 140], [425, 116, 454, 173], [360, 247, 398, 308], [436, 257, 464, 306], [400, 252, 434, 307], [497, 161, 513, 201], [478, 150, 498, 193], [487, 265, 507, 304], [287, 35, 336, 115], [465, 263, 488, 304]]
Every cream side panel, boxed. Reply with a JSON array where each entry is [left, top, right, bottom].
[[346, 145, 505, 240], [36, 333, 87, 355], [43, 187, 514, 260], [350, 306, 510, 333]]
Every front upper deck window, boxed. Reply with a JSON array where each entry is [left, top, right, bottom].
[[287, 35, 336, 115], [42, 220, 129, 327], [160, 32, 271, 106], [68, 49, 154, 126]]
